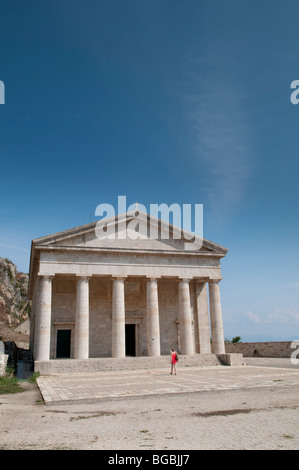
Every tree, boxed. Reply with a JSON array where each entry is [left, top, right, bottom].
[[232, 336, 241, 344]]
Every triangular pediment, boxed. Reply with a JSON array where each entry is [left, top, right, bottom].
[[32, 211, 228, 255]]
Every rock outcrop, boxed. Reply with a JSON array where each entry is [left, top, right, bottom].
[[0, 257, 31, 328]]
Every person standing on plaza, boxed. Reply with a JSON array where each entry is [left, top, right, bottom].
[[170, 348, 178, 375]]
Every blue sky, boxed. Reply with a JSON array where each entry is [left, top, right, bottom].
[[0, 0, 299, 341]]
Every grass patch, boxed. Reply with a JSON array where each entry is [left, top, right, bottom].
[[28, 372, 40, 383], [0, 375, 24, 395]]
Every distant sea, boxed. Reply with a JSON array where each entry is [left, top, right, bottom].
[[238, 335, 297, 343]]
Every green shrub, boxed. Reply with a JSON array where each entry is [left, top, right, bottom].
[[0, 375, 24, 394]]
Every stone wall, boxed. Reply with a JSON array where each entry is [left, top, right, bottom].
[[225, 341, 294, 358]]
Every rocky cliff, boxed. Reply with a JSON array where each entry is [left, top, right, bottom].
[[0, 257, 31, 328]]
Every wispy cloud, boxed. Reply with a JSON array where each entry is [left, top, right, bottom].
[[246, 307, 299, 325], [0, 243, 29, 253], [180, 66, 252, 218], [246, 311, 261, 324], [266, 307, 299, 324]]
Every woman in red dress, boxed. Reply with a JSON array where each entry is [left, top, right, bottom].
[[170, 348, 178, 375]]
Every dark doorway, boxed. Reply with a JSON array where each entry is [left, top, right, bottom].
[[56, 330, 71, 358], [125, 324, 136, 356]]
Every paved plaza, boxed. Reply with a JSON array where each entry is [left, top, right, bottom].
[[1, 358, 299, 450], [37, 358, 299, 405]]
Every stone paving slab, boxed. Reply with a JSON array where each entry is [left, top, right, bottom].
[[37, 364, 299, 405]]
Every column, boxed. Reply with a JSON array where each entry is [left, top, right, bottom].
[[178, 278, 194, 355], [35, 276, 53, 361], [74, 276, 90, 359], [209, 280, 225, 354], [196, 281, 211, 353], [146, 278, 161, 357], [30, 277, 39, 353], [112, 277, 126, 358]]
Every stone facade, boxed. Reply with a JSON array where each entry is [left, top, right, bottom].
[[29, 211, 228, 367]]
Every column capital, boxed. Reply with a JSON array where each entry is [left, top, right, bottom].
[[112, 276, 127, 281], [146, 277, 160, 282], [179, 277, 192, 283], [195, 277, 209, 284], [76, 275, 91, 281], [38, 274, 54, 280], [208, 278, 221, 284]]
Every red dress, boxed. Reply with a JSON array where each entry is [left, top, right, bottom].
[[171, 352, 178, 364]]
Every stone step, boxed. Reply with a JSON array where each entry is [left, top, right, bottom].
[[35, 353, 223, 375]]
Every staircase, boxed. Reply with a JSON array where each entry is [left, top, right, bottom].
[[35, 353, 223, 375]]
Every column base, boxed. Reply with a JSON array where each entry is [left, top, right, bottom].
[[217, 353, 245, 366]]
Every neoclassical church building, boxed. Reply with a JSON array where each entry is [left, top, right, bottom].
[[29, 211, 228, 370]]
